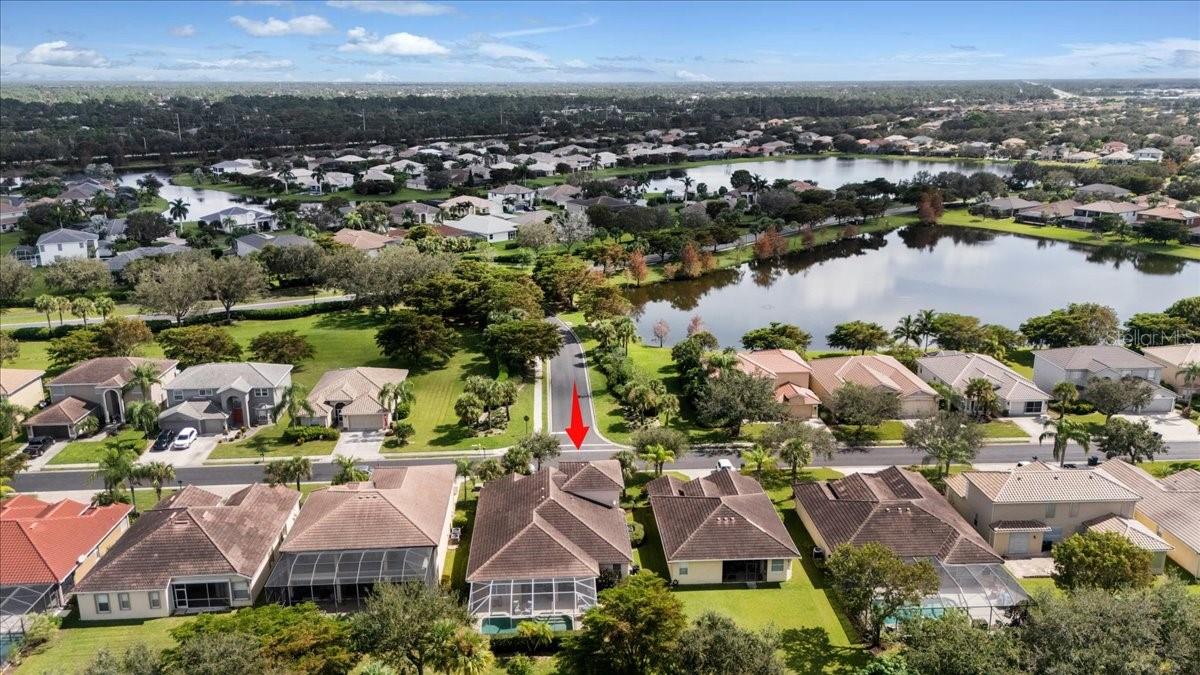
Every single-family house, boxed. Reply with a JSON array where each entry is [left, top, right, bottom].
[[1, 496, 132, 621], [197, 205, 278, 233], [389, 201, 440, 225], [1100, 150, 1136, 163], [159, 362, 292, 433], [1015, 199, 1080, 225], [1066, 200, 1144, 228], [487, 184, 535, 209], [1142, 344, 1200, 396], [466, 462, 632, 632], [1075, 183, 1132, 199], [808, 354, 939, 418], [734, 349, 820, 419], [1133, 147, 1165, 162], [0, 200, 27, 232], [447, 214, 518, 242], [0, 368, 45, 411], [24, 357, 177, 439], [1101, 141, 1129, 155], [564, 195, 634, 217], [322, 171, 355, 190], [297, 367, 408, 431], [536, 184, 582, 207], [795, 467, 1027, 623], [265, 466, 457, 606], [440, 195, 492, 217], [73, 484, 300, 621], [1136, 206, 1200, 228], [944, 462, 1153, 562], [234, 232, 315, 257], [1095, 459, 1200, 577], [36, 228, 98, 267], [105, 244, 192, 273], [332, 228, 393, 255], [368, 144, 395, 157], [210, 159, 261, 176], [647, 469, 800, 585], [512, 210, 555, 227], [917, 352, 1050, 416], [979, 196, 1042, 217], [1031, 345, 1175, 413]]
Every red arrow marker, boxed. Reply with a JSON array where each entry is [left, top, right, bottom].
[[565, 381, 590, 449]]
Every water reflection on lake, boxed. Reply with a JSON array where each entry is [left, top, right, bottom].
[[117, 170, 252, 219], [626, 226, 1199, 349], [644, 156, 1013, 193]]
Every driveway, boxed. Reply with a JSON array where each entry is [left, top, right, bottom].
[[147, 436, 219, 468], [1114, 412, 1200, 443], [334, 430, 386, 460]]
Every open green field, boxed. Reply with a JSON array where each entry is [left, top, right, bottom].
[[47, 429, 147, 466], [14, 615, 189, 674]]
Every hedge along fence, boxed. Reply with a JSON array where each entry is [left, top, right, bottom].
[[8, 299, 359, 341]]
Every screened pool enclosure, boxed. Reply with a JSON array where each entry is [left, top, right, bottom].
[[264, 548, 435, 606], [887, 560, 1029, 626], [468, 577, 597, 621]]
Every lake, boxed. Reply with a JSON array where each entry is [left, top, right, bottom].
[[117, 170, 251, 220], [644, 156, 1012, 194], [626, 225, 1199, 349]]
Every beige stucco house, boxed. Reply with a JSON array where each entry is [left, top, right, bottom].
[[24, 357, 177, 439], [297, 367, 409, 431], [0, 368, 45, 411], [809, 354, 938, 418], [734, 349, 820, 419], [1142, 343, 1200, 397], [1096, 460, 1200, 578]]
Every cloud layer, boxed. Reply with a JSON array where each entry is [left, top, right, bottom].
[[230, 15, 333, 37]]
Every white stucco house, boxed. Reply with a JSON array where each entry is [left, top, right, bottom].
[[35, 228, 99, 267]]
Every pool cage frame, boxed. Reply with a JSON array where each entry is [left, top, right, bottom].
[[467, 577, 597, 620], [263, 547, 435, 607], [889, 559, 1029, 626]]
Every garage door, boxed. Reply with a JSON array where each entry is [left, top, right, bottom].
[[344, 414, 385, 432], [1008, 533, 1029, 555]]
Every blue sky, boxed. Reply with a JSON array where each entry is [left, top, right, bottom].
[[1, 0, 1197, 83]]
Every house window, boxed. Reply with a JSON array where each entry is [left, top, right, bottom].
[[1069, 503, 1080, 517], [677, 564, 688, 577], [231, 580, 250, 600], [1045, 503, 1057, 518], [199, 389, 214, 397], [252, 388, 270, 398], [172, 392, 184, 402], [148, 591, 161, 609], [117, 593, 131, 611], [1024, 401, 1043, 414], [770, 559, 787, 573], [95, 594, 111, 614]]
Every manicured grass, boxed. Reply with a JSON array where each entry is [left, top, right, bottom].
[[1137, 460, 1200, 478], [1017, 577, 1061, 597], [1004, 349, 1035, 379], [1062, 412, 1107, 436], [930, 208, 1200, 261], [208, 422, 336, 460], [14, 614, 189, 674], [48, 429, 147, 466], [830, 420, 908, 444], [445, 481, 477, 591], [981, 420, 1028, 438]]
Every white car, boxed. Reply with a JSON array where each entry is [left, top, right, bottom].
[[172, 427, 198, 450], [716, 458, 735, 471]]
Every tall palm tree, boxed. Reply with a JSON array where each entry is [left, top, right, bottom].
[[123, 362, 164, 400], [331, 455, 370, 485], [892, 315, 921, 346], [681, 175, 694, 204], [134, 461, 176, 504], [378, 381, 414, 419], [168, 198, 190, 223], [279, 168, 295, 195], [89, 442, 138, 506], [313, 165, 327, 194], [964, 378, 1000, 420], [124, 401, 160, 435], [93, 296, 116, 321], [1180, 362, 1200, 398], [613, 317, 637, 354], [54, 296, 72, 326], [1051, 381, 1078, 417], [277, 385, 315, 426], [638, 444, 676, 476], [34, 295, 57, 330], [265, 456, 313, 492], [70, 297, 95, 326], [913, 308, 938, 353], [1039, 417, 1092, 467]]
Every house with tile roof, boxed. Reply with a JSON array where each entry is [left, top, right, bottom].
[[24, 357, 178, 439], [1015, 199, 1080, 225], [0, 496, 131, 622], [1031, 345, 1176, 413], [35, 227, 99, 267], [0, 368, 45, 411], [440, 195, 492, 217], [158, 362, 292, 433], [466, 462, 632, 632], [917, 351, 1050, 416], [1141, 343, 1200, 396], [1066, 200, 1145, 228], [389, 201, 440, 225], [808, 354, 939, 418], [943, 462, 1155, 562], [234, 232, 315, 257], [1095, 460, 1200, 577], [73, 484, 299, 621], [297, 367, 408, 431], [264, 466, 457, 607], [646, 469, 799, 585], [331, 227, 395, 255], [734, 349, 820, 419], [196, 205, 278, 233]]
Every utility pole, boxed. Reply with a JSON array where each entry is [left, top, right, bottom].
[[175, 113, 182, 141]]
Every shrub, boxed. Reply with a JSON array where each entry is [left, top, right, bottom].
[[628, 521, 645, 547], [280, 426, 340, 444], [504, 655, 535, 675], [390, 421, 414, 445]]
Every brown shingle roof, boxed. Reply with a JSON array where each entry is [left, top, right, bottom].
[[466, 466, 631, 582], [557, 460, 624, 496], [648, 471, 799, 563], [281, 466, 455, 553], [74, 484, 298, 592], [795, 467, 1001, 564], [50, 357, 176, 389]]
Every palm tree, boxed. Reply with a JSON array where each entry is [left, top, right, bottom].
[[1179, 362, 1200, 399], [343, 210, 365, 230], [704, 349, 738, 374], [331, 455, 370, 485], [892, 315, 921, 346], [124, 400, 159, 435], [277, 385, 315, 426], [93, 296, 116, 321], [779, 437, 815, 480], [379, 381, 415, 420], [681, 175, 694, 204], [474, 458, 504, 483], [741, 446, 775, 476], [123, 362, 163, 401], [89, 441, 138, 505], [134, 461, 176, 504], [168, 198, 190, 223], [279, 168, 295, 195], [70, 297, 95, 326], [0, 400, 29, 441], [54, 296, 72, 326], [265, 456, 313, 492], [1051, 381, 1078, 417], [430, 622, 493, 675], [913, 308, 938, 352], [454, 458, 474, 491], [613, 317, 637, 354], [34, 295, 57, 330], [1039, 417, 1092, 467], [930, 381, 964, 412], [313, 165, 327, 194], [963, 378, 999, 421], [638, 443, 676, 477]]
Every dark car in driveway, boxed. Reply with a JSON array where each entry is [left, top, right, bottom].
[[24, 436, 54, 457], [151, 429, 177, 453]]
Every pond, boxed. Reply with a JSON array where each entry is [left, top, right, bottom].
[[626, 225, 1199, 349], [117, 170, 253, 220], [644, 156, 1012, 194]]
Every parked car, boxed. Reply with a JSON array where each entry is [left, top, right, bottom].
[[172, 427, 198, 450], [716, 458, 735, 471], [151, 429, 177, 452], [24, 436, 54, 457]]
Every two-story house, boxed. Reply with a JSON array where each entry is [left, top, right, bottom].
[[35, 228, 99, 267], [486, 184, 535, 210], [734, 349, 820, 419], [157, 362, 292, 434], [1066, 200, 1145, 228], [945, 462, 1170, 571], [24, 357, 178, 439], [1032, 345, 1176, 413]]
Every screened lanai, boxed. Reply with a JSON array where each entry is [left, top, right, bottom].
[[467, 577, 597, 625], [264, 548, 434, 607], [888, 560, 1029, 626]]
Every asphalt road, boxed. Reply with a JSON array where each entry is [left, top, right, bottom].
[[546, 317, 619, 451]]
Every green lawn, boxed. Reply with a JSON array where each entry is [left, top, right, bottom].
[[1004, 349, 1035, 378], [14, 615, 189, 674], [981, 420, 1028, 438], [1061, 412, 1107, 436], [830, 420, 908, 444], [47, 429, 148, 466], [208, 422, 337, 460], [445, 482, 478, 591], [1137, 460, 1200, 478]]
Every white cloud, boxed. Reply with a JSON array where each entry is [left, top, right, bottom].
[[17, 41, 110, 68], [492, 17, 597, 39], [172, 57, 293, 70], [562, 59, 588, 69], [169, 24, 196, 37], [361, 69, 395, 82], [339, 27, 449, 55], [229, 14, 334, 37], [327, 1, 452, 16], [478, 42, 549, 64], [675, 69, 712, 82], [1019, 37, 1200, 76]]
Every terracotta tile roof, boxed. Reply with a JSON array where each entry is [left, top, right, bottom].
[[74, 484, 298, 592], [0, 368, 44, 397], [23, 396, 96, 427], [281, 466, 455, 553], [1142, 343, 1200, 368], [0, 496, 131, 585], [735, 349, 812, 379], [305, 367, 408, 417], [1095, 460, 1200, 554], [332, 228, 392, 251], [775, 383, 821, 405], [961, 467, 1141, 503], [1084, 514, 1172, 552], [918, 351, 1049, 402], [648, 471, 799, 563], [557, 460, 624, 496], [50, 357, 176, 389], [794, 467, 1001, 564], [809, 355, 937, 399], [466, 466, 632, 582]]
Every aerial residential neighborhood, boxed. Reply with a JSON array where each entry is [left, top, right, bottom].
[[1, 1, 1199, 674]]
